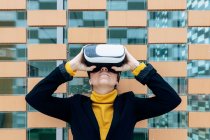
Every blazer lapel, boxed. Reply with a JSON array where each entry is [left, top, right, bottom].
[[82, 99, 100, 137], [106, 95, 122, 140]]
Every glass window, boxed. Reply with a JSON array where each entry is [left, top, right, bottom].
[[148, 11, 186, 27], [0, 45, 26, 61], [188, 129, 210, 140], [28, 27, 64, 44], [149, 112, 188, 128], [133, 128, 148, 140], [28, 61, 57, 77], [69, 11, 107, 27], [188, 60, 210, 77], [108, 28, 147, 44], [68, 44, 84, 60], [107, 0, 146, 10], [0, 78, 26, 95], [0, 112, 26, 128], [188, 95, 210, 111], [188, 27, 210, 44], [187, 0, 210, 10], [28, 129, 56, 140], [148, 44, 187, 61], [29, 0, 57, 10], [68, 78, 91, 95], [0, 11, 26, 27]]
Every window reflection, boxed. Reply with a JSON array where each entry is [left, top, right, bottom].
[[149, 112, 188, 128], [108, 28, 147, 44], [0, 78, 26, 95], [69, 11, 106, 27], [28, 61, 57, 77], [188, 60, 210, 77], [0, 11, 26, 27], [0, 112, 26, 128], [0, 45, 26, 60]]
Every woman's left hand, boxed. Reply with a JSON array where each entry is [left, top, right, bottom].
[[111, 47, 140, 72]]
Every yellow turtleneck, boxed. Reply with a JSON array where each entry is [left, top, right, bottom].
[[90, 89, 118, 140]]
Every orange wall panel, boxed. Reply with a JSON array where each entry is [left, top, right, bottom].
[[28, 10, 66, 26], [149, 129, 187, 140], [27, 112, 66, 128], [68, 28, 106, 43], [0, 28, 26, 44], [0, 129, 26, 140], [189, 112, 210, 128], [148, 0, 186, 10], [0, 62, 26, 77], [188, 11, 210, 26], [109, 11, 147, 27], [0, 96, 26, 111], [188, 44, 210, 60], [28, 78, 67, 93], [68, 0, 106, 10], [150, 61, 187, 77], [28, 44, 67, 60], [188, 78, 210, 94], [125, 45, 147, 60], [148, 28, 187, 44], [0, 0, 26, 10]]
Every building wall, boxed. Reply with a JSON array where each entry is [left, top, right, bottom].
[[0, 0, 210, 140]]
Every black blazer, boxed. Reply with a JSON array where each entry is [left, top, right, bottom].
[[25, 61, 181, 140]]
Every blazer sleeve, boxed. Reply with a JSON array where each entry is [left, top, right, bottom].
[[132, 63, 182, 122], [25, 61, 76, 122]]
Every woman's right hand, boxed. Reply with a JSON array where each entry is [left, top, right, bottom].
[[68, 48, 96, 72]]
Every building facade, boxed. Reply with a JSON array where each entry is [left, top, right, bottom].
[[0, 0, 210, 140]]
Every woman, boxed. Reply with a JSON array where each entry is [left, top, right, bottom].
[[25, 46, 181, 140]]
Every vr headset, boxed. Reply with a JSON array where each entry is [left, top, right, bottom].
[[83, 44, 126, 73]]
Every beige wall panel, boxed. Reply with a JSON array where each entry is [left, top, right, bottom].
[[28, 112, 66, 128], [148, 28, 187, 44], [0, 96, 26, 111], [189, 44, 210, 60], [149, 62, 187, 77], [0, 28, 26, 44], [0, 62, 26, 77], [174, 96, 187, 111], [188, 11, 210, 26], [0, 0, 26, 10], [68, 0, 106, 10], [149, 129, 187, 140], [148, 0, 186, 10], [28, 44, 67, 60], [189, 112, 210, 127], [28, 78, 67, 93], [28, 10, 66, 26], [125, 45, 147, 60], [118, 79, 147, 94], [68, 28, 106, 43], [0, 129, 26, 140], [135, 120, 147, 128], [108, 11, 147, 27], [188, 78, 210, 94], [69, 129, 73, 140]]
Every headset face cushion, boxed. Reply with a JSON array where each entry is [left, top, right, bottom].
[[83, 44, 126, 67]]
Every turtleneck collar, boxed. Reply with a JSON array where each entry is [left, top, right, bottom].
[[90, 89, 118, 104]]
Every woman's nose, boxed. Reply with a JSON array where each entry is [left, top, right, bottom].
[[100, 67, 108, 72]]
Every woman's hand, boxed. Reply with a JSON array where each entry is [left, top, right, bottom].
[[68, 48, 96, 71], [111, 47, 140, 72]]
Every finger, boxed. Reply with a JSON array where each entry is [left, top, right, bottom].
[[86, 65, 96, 71], [112, 64, 130, 72]]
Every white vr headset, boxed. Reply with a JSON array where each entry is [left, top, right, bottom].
[[83, 44, 126, 67]]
